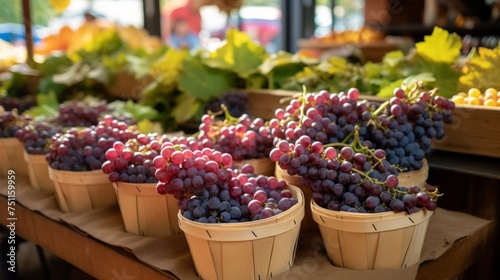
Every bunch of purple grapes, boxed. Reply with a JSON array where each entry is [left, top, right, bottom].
[[57, 100, 136, 127], [0, 111, 31, 138], [101, 133, 178, 183], [0, 96, 37, 114], [197, 112, 274, 161], [155, 145, 298, 223], [204, 91, 250, 119], [47, 116, 139, 171], [270, 134, 440, 214], [15, 121, 64, 154], [269, 86, 455, 172], [57, 100, 108, 127]]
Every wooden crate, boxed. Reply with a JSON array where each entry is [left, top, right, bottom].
[[245, 89, 299, 120], [432, 105, 500, 158], [24, 151, 54, 193]]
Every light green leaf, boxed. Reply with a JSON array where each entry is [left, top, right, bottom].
[[382, 50, 405, 67], [137, 119, 163, 134], [376, 79, 404, 98], [202, 28, 268, 78], [172, 93, 201, 123], [402, 72, 436, 89], [178, 55, 232, 101], [415, 26, 462, 64], [52, 62, 90, 86], [22, 91, 59, 117]]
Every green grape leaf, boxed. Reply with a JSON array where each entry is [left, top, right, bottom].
[[22, 91, 59, 117], [178, 55, 232, 101], [259, 51, 312, 89], [202, 28, 268, 78], [376, 79, 404, 98], [402, 72, 436, 89], [415, 26, 462, 64], [38, 54, 73, 76], [172, 92, 202, 123], [150, 48, 188, 88], [413, 62, 460, 97], [458, 47, 500, 92], [137, 119, 163, 134], [52, 62, 90, 86], [382, 50, 405, 67]]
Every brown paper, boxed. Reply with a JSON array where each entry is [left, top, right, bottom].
[[0, 178, 493, 280]]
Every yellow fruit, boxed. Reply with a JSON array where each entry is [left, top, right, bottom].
[[466, 96, 480, 105], [468, 88, 482, 98], [485, 88, 498, 96], [484, 92, 498, 101], [484, 99, 497, 107], [457, 92, 467, 98], [451, 95, 466, 104]]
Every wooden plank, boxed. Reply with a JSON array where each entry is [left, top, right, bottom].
[[432, 105, 500, 158], [0, 195, 173, 280]]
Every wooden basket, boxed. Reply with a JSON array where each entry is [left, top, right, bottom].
[[48, 168, 117, 213], [23, 151, 54, 193], [233, 158, 275, 176], [397, 159, 428, 189], [178, 185, 305, 280], [274, 162, 317, 233], [0, 138, 28, 178], [113, 182, 182, 237], [311, 200, 433, 270]]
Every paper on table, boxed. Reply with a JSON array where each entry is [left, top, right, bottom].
[[0, 178, 493, 280]]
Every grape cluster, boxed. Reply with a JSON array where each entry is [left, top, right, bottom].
[[0, 96, 37, 114], [155, 145, 298, 223], [47, 116, 139, 171], [204, 91, 250, 119], [15, 121, 64, 154], [197, 110, 274, 161], [102, 133, 177, 183], [57, 100, 108, 127], [271, 133, 440, 214], [269, 86, 455, 171], [0, 111, 31, 138]]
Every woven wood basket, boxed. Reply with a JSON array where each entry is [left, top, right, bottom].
[[178, 185, 305, 280], [113, 182, 182, 237], [24, 151, 54, 193], [48, 168, 116, 213], [0, 138, 28, 177], [311, 200, 433, 270]]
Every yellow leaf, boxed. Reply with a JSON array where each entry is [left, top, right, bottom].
[[415, 27, 462, 64], [49, 0, 70, 13]]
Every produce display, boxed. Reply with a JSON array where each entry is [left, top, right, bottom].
[[452, 87, 500, 106], [155, 144, 298, 223]]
